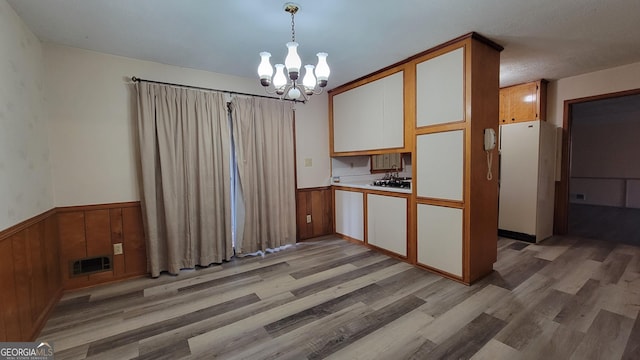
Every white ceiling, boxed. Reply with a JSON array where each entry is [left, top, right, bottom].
[[7, 0, 640, 89]]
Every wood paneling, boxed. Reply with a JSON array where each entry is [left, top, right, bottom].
[[58, 211, 89, 288], [0, 209, 62, 342], [123, 206, 147, 275], [58, 202, 148, 289], [43, 215, 61, 298], [0, 202, 146, 341], [296, 187, 333, 240], [110, 208, 126, 277], [0, 238, 21, 341]]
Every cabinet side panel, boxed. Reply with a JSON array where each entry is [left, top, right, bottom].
[[536, 121, 557, 240]]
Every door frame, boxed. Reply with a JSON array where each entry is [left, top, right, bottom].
[[554, 87, 640, 234]]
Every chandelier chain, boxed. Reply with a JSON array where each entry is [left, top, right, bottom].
[[290, 11, 295, 42]]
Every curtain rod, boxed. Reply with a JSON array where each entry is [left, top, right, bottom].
[[130, 76, 303, 103]]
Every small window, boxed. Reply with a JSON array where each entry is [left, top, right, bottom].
[[371, 153, 402, 173]]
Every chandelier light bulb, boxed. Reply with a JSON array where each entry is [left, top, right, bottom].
[[273, 64, 287, 90], [285, 42, 302, 79], [288, 87, 301, 99], [258, 52, 273, 86], [302, 65, 316, 91], [315, 52, 330, 87]]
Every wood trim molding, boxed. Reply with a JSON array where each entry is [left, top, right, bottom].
[[0, 208, 56, 243], [56, 201, 141, 212]]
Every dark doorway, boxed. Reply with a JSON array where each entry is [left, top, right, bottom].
[[557, 91, 640, 245]]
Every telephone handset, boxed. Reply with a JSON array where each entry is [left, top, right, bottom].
[[484, 128, 496, 180], [484, 128, 496, 151]]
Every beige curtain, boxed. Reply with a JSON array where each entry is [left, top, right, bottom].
[[231, 97, 296, 254], [136, 82, 232, 277]]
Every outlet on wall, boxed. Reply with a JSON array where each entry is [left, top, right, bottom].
[[304, 158, 313, 167], [113, 243, 123, 255], [306, 214, 312, 223]]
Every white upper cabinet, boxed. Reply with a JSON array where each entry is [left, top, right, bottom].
[[416, 47, 464, 127], [332, 71, 404, 153]]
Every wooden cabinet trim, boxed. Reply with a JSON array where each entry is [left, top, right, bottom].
[[0, 208, 56, 243]]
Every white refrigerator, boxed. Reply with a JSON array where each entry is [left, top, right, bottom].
[[498, 120, 557, 242]]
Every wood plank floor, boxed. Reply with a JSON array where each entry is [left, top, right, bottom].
[[39, 235, 640, 360]]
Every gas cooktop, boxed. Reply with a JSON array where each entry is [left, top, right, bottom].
[[371, 178, 411, 188]]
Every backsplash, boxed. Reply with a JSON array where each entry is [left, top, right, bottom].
[[331, 154, 412, 182]]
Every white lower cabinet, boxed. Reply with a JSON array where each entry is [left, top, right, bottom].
[[417, 204, 463, 277], [334, 189, 364, 242], [367, 194, 407, 257]]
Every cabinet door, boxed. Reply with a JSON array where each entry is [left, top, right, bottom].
[[334, 189, 364, 241], [416, 47, 464, 127], [509, 82, 537, 122], [367, 194, 407, 256], [332, 71, 404, 153], [417, 204, 463, 277], [416, 130, 464, 201], [499, 88, 510, 124]]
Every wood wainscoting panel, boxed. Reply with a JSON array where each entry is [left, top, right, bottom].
[[11, 231, 33, 339], [58, 211, 89, 288], [43, 214, 61, 303], [297, 187, 333, 240], [0, 238, 21, 341], [85, 209, 112, 257], [0, 208, 63, 341], [110, 208, 126, 277], [86, 209, 115, 283], [57, 202, 148, 290], [0, 202, 146, 340], [122, 206, 147, 276], [26, 222, 46, 328]]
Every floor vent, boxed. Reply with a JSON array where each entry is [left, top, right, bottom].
[[71, 256, 112, 276]]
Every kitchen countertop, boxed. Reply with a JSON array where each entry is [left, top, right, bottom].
[[331, 180, 412, 194]]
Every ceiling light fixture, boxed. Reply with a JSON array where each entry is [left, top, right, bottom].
[[257, 2, 330, 101]]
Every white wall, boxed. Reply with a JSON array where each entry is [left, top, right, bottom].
[[44, 44, 330, 206], [294, 92, 331, 189], [547, 61, 640, 128], [0, 0, 53, 231]]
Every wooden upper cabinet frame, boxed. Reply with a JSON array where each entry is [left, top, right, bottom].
[[499, 79, 548, 124]]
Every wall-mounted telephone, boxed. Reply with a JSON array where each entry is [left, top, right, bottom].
[[484, 128, 496, 151], [484, 128, 496, 180]]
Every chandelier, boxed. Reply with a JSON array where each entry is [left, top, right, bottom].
[[257, 2, 330, 101]]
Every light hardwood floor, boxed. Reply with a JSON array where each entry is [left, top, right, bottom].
[[39, 235, 640, 359]]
